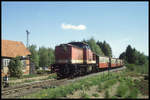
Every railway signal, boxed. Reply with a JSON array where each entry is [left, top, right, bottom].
[[26, 30, 30, 48]]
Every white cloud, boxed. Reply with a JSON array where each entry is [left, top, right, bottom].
[[61, 23, 86, 30]]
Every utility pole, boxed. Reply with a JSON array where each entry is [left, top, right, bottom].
[[26, 30, 30, 48], [108, 57, 111, 80]]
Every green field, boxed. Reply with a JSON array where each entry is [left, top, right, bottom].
[[21, 68, 149, 99]]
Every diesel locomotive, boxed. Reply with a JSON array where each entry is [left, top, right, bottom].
[[52, 42, 123, 79]]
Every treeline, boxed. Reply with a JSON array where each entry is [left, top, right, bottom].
[[29, 38, 148, 74], [119, 45, 148, 74], [29, 37, 113, 70], [119, 45, 148, 65], [82, 37, 112, 57], [29, 45, 55, 70]]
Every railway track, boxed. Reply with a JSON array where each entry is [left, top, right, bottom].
[[2, 78, 67, 98], [2, 66, 126, 98]]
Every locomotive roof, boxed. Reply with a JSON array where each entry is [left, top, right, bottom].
[[58, 42, 89, 49], [68, 42, 90, 49], [68, 42, 88, 46]]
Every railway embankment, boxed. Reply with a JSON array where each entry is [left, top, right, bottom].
[[3, 73, 56, 87], [21, 66, 148, 99], [2, 67, 124, 98], [2, 66, 148, 99]]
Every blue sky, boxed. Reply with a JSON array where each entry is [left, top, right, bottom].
[[2, 2, 149, 57]]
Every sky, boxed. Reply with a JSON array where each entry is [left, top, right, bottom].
[[2, 2, 149, 58]]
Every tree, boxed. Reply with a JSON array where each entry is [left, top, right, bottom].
[[47, 48, 55, 66], [119, 45, 148, 65], [86, 37, 104, 56], [131, 48, 138, 64], [28, 45, 39, 69], [8, 56, 23, 78], [119, 52, 126, 60], [125, 45, 133, 63], [137, 52, 147, 65], [97, 41, 112, 57], [38, 46, 49, 67]]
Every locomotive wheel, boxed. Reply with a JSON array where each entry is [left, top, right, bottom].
[[74, 65, 80, 77], [57, 73, 63, 79]]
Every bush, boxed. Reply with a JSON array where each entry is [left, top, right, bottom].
[[126, 62, 149, 74], [92, 93, 99, 97], [126, 63, 135, 71], [8, 56, 23, 78]]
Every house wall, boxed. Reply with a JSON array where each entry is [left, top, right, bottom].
[[1, 57, 30, 77], [1, 58, 10, 77], [23, 60, 30, 75]]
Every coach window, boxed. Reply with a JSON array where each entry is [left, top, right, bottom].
[[104, 58, 105, 63]]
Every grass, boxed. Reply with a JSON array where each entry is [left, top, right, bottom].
[[22, 69, 148, 99], [23, 72, 120, 99], [111, 95, 117, 98], [116, 83, 129, 97], [22, 74, 40, 78], [92, 93, 99, 97], [105, 90, 109, 98], [8, 73, 57, 87], [115, 74, 141, 98], [9, 70, 53, 81], [127, 88, 139, 98], [125, 62, 149, 74], [24, 79, 34, 83], [47, 74, 57, 79], [22, 73, 114, 98], [134, 79, 148, 95], [9, 74, 40, 80], [97, 83, 102, 92], [80, 91, 90, 98], [103, 79, 117, 89]]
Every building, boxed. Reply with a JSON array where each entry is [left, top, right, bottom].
[[1, 40, 31, 77]]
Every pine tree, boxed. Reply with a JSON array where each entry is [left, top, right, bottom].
[[119, 52, 126, 59]]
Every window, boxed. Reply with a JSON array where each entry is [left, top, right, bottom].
[[100, 57, 104, 63], [105, 58, 109, 63], [3, 59, 10, 67]]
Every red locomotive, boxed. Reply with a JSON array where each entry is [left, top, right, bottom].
[[52, 42, 123, 79]]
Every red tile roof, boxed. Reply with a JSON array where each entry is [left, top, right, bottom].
[[2, 40, 31, 58]]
